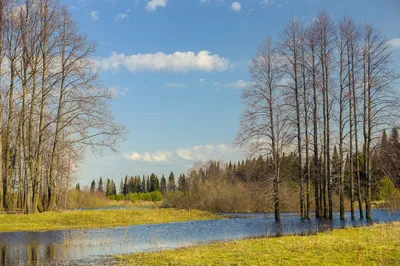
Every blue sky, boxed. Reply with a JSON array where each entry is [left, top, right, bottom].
[[62, 0, 400, 186]]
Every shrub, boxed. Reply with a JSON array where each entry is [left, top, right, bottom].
[[115, 193, 125, 201], [376, 176, 399, 201], [108, 195, 116, 201], [151, 191, 163, 201]]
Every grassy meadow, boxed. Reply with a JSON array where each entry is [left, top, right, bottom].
[[0, 208, 219, 232], [115, 222, 400, 265]]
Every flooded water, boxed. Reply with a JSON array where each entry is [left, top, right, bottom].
[[0, 209, 399, 265]]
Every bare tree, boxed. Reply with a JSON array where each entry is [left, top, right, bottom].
[[279, 18, 305, 219], [236, 37, 293, 221]]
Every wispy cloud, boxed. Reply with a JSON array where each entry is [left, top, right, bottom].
[[123, 144, 241, 163], [90, 11, 99, 20], [389, 38, 400, 48], [200, 0, 224, 5], [146, 0, 167, 11], [260, 0, 274, 7], [160, 82, 186, 90], [227, 80, 253, 89], [231, 1, 241, 12], [115, 13, 129, 21], [97, 51, 231, 73]]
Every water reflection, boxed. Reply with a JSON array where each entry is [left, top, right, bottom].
[[0, 209, 398, 265]]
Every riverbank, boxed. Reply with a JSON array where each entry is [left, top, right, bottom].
[[115, 222, 400, 265], [0, 208, 219, 232]]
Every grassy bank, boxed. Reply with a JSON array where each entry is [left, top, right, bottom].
[[0, 209, 219, 232], [115, 222, 400, 265]]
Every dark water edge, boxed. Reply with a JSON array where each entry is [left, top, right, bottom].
[[0, 209, 399, 265]]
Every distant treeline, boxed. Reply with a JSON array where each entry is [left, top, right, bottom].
[[83, 172, 188, 197]]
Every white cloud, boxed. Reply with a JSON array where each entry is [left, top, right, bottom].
[[389, 38, 400, 48], [115, 13, 129, 21], [200, 0, 224, 5], [231, 1, 241, 12], [260, 0, 274, 7], [160, 82, 186, 90], [200, 78, 206, 85], [97, 50, 231, 73], [146, 0, 167, 11], [176, 144, 237, 161], [123, 144, 242, 163], [123, 151, 172, 162], [228, 80, 253, 89], [90, 11, 99, 20]]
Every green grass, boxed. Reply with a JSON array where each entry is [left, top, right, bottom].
[[0, 208, 219, 232], [115, 222, 400, 265]]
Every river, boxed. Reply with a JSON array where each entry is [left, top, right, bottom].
[[0, 209, 399, 265]]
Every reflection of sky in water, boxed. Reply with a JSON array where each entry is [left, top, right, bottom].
[[0, 209, 399, 265]]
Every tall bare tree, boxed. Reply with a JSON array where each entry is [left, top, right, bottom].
[[236, 37, 292, 221]]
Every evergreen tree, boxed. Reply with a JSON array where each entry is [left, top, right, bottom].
[[98, 177, 104, 193], [178, 174, 187, 193], [390, 127, 399, 145], [168, 171, 176, 192], [112, 181, 117, 195], [381, 129, 388, 150], [141, 176, 146, 192], [150, 173, 157, 192], [106, 179, 111, 196], [119, 179, 124, 194], [75, 183, 80, 191], [123, 175, 128, 195], [160, 175, 167, 194], [90, 180, 96, 193], [146, 176, 151, 192], [155, 176, 160, 191]]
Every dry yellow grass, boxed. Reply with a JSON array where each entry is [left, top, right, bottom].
[[0, 208, 219, 232]]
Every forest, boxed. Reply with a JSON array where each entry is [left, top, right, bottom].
[[234, 11, 399, 221], [0, 0, 125, 213]]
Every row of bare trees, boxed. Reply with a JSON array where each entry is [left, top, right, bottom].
[[0, 0, 125, 213], [236, 11, 398, 220]]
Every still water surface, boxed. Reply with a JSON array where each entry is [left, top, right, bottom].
[[0, 209, 399, 265]]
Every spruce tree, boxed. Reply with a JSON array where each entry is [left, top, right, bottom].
[[141, 176, 146, 192], [160, 175, 167, 194], [112, 181, 117, 195], [90, 180, 96, 193], [178, 174, 187, 193], [381, 129, 388, 150], [106, 179, 111, 196], [168, 171, 176, 192], [119, 179, 124, 194], [390, 128, 399, 145], [146, 176, 151, 192], [98, 177, 104, 193], [124, 175, 128, 195], [150, 173, 157, 192], [75, 183, 80, 191]]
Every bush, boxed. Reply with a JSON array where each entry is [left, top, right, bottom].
[[151, 191, 163, 201], [115, 194, 125, 201], [108, 195, 116, 201], [376, 176, 399, 201]]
